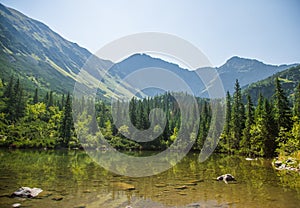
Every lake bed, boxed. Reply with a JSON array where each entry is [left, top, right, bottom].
[[0, 150, 299, 208]]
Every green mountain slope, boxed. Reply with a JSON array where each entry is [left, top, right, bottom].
[[243, 64, 300, 102], [0, 3, 115, 96], [1, 3, 298, 101]]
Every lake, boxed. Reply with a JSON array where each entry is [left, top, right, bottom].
[[0, 149, 299, 208]]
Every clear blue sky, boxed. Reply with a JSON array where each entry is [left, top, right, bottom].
[[1, 0, 299, 67]]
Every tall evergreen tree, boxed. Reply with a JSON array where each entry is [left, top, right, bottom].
[[240, 94, 254, 155], [15, 85, 25, 120], [47, 91, 54, 108], [60, 93, 73, 147], [274, 77, 292, 131], [33, 88, 39, 104], [44, 92, 49, 104], [293, 83, 300, 119], [223, 91, 232, 135], [251, 97, 277, 157], [60, 94, 65, 110], [230, 79, 245, 152], [197, 101, 210, 149], [4, 77, 16, 121], [3, 78, 25, 121], [262, 99, 277, 157], [254, 93, 264, 122]]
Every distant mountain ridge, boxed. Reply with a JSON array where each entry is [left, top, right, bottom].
[[216, 56, 297, 92], [0, 3, 298, 99], [110, 53, 297, 96]]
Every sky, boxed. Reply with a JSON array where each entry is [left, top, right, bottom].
[[0, 0, 299, 67]]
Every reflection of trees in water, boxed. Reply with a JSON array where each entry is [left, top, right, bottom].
[[0, 150, 299, 207]]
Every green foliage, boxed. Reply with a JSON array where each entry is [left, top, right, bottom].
[[59, 93, 75, 148], [0, 75, 299, 158], [229, 80, 245, 152], [276, 119, 300, 155], [293, 83, 300, 118], [274, 77, 292, 131], [244, 64, 300, 102], [240, 94, 254, 155], [220, 78, 299, 157]]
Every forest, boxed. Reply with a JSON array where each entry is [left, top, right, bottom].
[[0, 76, 299, 158]]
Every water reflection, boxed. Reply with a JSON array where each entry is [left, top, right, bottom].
[[0, 150, 299, 208]]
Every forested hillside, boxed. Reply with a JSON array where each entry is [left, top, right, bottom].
[[243, 65, 300, 102]]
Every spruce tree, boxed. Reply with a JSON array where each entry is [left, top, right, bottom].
[[60, 93, 73, 147], [240, 94, 254, 155], [262, 99, 277, 157], [60, 94, 65, 110], [47, 91, 54, 108], [274, 77, 292, 131], [293, 83, 300, 119], [254, 93, 263, 122], [223, 91, 232, 135], [4, 78, 25, 121], [251, 96, 277, 157], [33, 88, 39, 104], [4, 77, 16, 121], [15, 85, 25, 120], [230, 79, 245, 152]]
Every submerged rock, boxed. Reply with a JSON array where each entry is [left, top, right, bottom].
[[273, 158, 300, 172], [12, 187, 43, 198], [113, 182, 135, 190], [174, 185, 187, 190], [52, 195, 63, 201], [12, 203, 21, 208], [274, 160, 283, 168], [217, 174, 236, 184], [246, 157, 257, 161]]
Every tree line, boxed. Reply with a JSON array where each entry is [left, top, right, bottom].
[[0, 76, 299, 157]]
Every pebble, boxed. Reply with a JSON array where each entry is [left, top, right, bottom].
[[52, 196, 63, 201], [174, 185, 187, 190], [12, 203, 21, 208]]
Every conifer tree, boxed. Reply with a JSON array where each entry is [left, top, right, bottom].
[[60, 93, 73, 147], [262, 99, 277, 157], [293, 83, 300, 119], [274, 77, 292, 131], [33, 88, 39, 104], [240, 94, 254, 155], [254, 93, 263, 122], [223, 91, 232, 135], [230, 79, 245, 151], [47, 91, 54, 108]]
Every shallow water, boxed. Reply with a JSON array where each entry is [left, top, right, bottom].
[[0, 149, 299, 208]]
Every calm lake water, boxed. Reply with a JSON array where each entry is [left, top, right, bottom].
[[0, 149, 299, 208]]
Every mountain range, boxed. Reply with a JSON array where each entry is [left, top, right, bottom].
[[0, 3, 298, 100]]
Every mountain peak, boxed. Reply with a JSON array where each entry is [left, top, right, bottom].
[[223, 56, 264, 69]]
